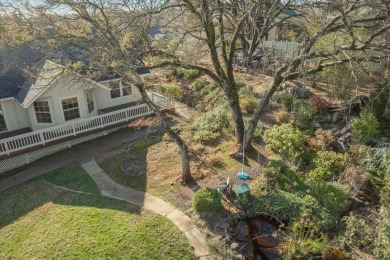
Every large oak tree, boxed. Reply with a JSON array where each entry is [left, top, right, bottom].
[[143, 0, 390, 153], [1, 0, 193, 181]]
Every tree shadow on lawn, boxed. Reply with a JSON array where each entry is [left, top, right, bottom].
[[0, 176, 143, 229], [97, 135, 161, 193], [230, 146, 269, 173], [245, 146, 269, 168]]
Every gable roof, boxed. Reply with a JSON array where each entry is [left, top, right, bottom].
[[0, 45, 43, 100], [147, 27, 170, 40], [0, 44, 150, 106], [15, 61, 64, 107]]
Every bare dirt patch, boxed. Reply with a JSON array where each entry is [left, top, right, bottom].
[[121, 159, 147, 176]]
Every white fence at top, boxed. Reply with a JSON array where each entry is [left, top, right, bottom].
[[259, 40, 302, 55], [0, 93, 169, 156]]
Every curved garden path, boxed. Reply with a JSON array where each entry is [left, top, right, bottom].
[[81, 160, 209, 259], [0, 127, 210, 259]]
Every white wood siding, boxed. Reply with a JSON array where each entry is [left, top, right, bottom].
[[0, 93, 168, 157], [1, 100, 30, 131], [268, 27, 278, 41], [28, 75, 97, 131], [5, 74, 143, 132], [94, 80, 141, 110]]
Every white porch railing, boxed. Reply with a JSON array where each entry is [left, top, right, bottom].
[[0, 93, 169, 156], [150, 92, 170, 108]]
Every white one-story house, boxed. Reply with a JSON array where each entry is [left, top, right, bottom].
[[0, 46, 168, 171], [0, 60, 147, 133]]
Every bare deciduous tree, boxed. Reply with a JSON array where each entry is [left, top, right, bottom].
[[2, 0, 193, 181], [3, 0, 389, 159], [143, 0, 390, 154]]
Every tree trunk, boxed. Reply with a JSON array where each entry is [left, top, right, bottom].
[[162, 126, 192, 182], [179, 142, 191, 182], [133, 78, 191, 182], [224, 84, 246, 155], [243, 75, 283, 150]]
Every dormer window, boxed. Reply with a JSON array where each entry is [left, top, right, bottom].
[[110, 81, 121, 99], [122, 82, 132, 96], [109, 80, 132, 99]]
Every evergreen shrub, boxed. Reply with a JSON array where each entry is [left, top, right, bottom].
[[264, 157, 306, 192], [183, 69, 201, 80], [352, 110, 379, 143], [380, 173, 390, 207], [293, 100, 318, 130], [312, 151, 349, 178], [342, 214, 372, 249], [189, 105, 230, 143], [374, 218, 390, 259], [160, 84, 183, 100], [264, 124, 306, 162], [191, 78, 208, 91], [253, 190, 339, 230], [309, 181, 351, 213], [308, 167, 331, 181], [193, 188, 222, 212]]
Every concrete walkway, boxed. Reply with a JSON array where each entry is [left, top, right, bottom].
[[82, 160, 210, 259], [0, 129, 147, 193], [0, 129, 210, 258]]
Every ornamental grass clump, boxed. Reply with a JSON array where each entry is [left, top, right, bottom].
[[183, 69, 201, 80], [240, 96, 258, 114]]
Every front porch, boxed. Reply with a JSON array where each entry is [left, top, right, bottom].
[[0, 93, 169, 158], [0, 128, 33, 140], [98, 100, 144, 115]]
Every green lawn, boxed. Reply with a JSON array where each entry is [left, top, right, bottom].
[[0, 127, 136, 181], [0, 174, 195, 259], [43, 164, 100, 194]]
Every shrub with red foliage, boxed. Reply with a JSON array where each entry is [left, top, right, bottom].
[[307, 129, 336, 150], [308, 95, 332, 113]]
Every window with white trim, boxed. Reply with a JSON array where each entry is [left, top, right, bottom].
[[122, 82, 132, 96], [109, 80, 132, 99], [110, 81, 121, 99], [85, 90, 95, 114], [33, 101, 52, 124], [62, 97, 80, 121], [0, 103, 7, 131]]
